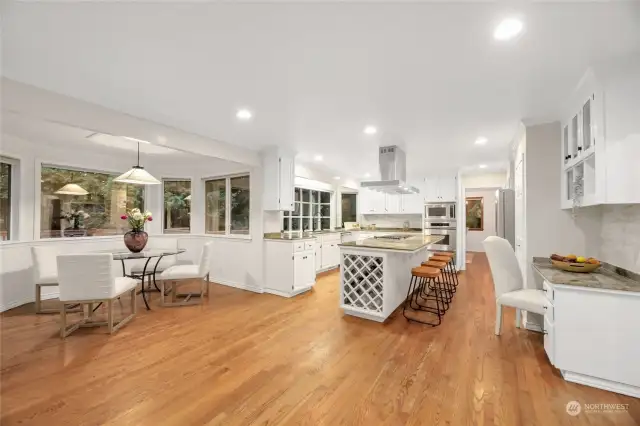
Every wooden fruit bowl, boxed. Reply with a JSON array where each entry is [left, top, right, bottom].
[[551, 260, 601, 273]]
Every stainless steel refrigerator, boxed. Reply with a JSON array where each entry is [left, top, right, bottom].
[[495, 189, 515, 249]]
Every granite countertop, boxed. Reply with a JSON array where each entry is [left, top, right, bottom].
[[532, 257, 640, 293], [339, 235, 444, 252], [264, 232, 316, 241], [344, 228, 423, 233], [264, 228, 423, 241]]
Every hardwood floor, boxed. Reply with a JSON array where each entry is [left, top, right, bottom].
[[1, 254, 638, 425]]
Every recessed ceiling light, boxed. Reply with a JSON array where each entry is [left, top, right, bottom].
[[494, 18, 523, 41], [475, 137, 488, 145], [334, 176, 341, 180], [236, 109, 253, 120], [314, 155, 323, 161], [479, 164, 488, 169], [364, 173, 371, 178], [363, 126, 377, 135]]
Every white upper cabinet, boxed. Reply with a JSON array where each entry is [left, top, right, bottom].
[[561, 61, 640, 208], [360, 188, 386, 214], [262, 148, 295, 211], [400, 192, 424, 214], [423, 175, 457, 202]]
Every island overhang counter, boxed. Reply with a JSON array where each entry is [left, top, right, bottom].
[[338, 235, 445, 322]]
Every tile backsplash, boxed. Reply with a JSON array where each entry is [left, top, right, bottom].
[[360, 214, 422, 229], [600, 204, 640, 273]]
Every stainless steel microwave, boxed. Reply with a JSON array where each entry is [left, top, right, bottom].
[[425, 203, 456, 220]]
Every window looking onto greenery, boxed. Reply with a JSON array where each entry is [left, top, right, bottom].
[[282, 188, 332, 232], [40, 166, 145, 238], [0, 161, 13, 241], [205, 174, 250, 236], [163, 180, 191, 234]]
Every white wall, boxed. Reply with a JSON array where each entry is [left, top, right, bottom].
[[360, 214, 422, 229], [521, 122, 603, 330], [0, 132, 266, 311], [600, 205, 640, 274], [462, 172, 507, 189], [465, 189, 497, 252]]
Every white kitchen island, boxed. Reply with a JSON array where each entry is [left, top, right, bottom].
[[339, 234, 445, 322]]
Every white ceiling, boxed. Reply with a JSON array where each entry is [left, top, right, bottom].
[[3, 111, 185, 156], [2, 2, 639, 180]]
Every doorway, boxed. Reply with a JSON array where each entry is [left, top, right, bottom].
[[341, 193, 357, 226]]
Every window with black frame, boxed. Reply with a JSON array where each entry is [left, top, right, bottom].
[[0, 160, 13, 241], [283, 188, 331, 232]]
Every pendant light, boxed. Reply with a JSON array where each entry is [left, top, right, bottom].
[[114, 142, 160, 185], [55, 183, 89, 195]]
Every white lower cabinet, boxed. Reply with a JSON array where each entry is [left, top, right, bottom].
[[294, 252, 315, 290], [264, 239, 316, 297], [542, 280, 640, 398], [316, 233, 342, 272]]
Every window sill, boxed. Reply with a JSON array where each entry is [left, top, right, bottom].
[[204, 233, 252, 241]]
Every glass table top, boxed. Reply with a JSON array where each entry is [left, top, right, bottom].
[[98, 249, 186, 260]]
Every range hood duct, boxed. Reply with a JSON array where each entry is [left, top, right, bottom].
[[360, 145, 420, 194]]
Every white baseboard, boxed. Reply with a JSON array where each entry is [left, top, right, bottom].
[[208, 277, 263, 294], [263, 286, 312, 298], [316, 265, 339, 274], [0, 291, 59, 313], [561, 370, 640, 398], [342, 307, 386, 322]]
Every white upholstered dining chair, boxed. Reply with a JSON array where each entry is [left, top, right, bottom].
[[483, 236, 547, 336], [129, 238, 180, 277], [158, 242, 213, 307], [31, 245, 82, 314], [57, 253, 138, 338]]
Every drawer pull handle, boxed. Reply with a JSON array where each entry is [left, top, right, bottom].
[[543, 306, 547, 310]]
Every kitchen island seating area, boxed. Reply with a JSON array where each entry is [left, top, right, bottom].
[[403, 252, 459, 327]]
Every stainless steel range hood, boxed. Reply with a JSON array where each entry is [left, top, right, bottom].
[[360, 145, 420, 194]]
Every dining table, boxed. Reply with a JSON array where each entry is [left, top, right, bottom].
[[110, 249, 187, 310]]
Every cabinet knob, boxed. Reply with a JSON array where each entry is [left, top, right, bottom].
[[578, 146, 582, 151]]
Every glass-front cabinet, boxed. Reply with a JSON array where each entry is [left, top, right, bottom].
[[283, 187, 332, 232]]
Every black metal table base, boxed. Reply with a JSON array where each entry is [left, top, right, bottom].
[[120, 255, 166, 310]]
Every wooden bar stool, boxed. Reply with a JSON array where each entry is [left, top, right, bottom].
[[435, 251, 459, 287], [430, 254, 459, 291], [403, 266, 444, 326], [421, 260, 453, 305]]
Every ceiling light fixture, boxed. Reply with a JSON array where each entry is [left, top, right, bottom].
[[114, 142, 161, 185], [363, 126, 377, 135], [236, 109, 253, 120], [334, 176, 341, 180], [54, 183, 89, 196], [479, 164, 488, 169], [364, 173, 371, 178], [475, 137, 488, 145], [494, 18, 524, 41], [314, 155, 323, 161]]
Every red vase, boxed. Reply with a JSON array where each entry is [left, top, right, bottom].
[[124, 230, 148, 253]]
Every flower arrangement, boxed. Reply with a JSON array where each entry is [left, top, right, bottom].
[[61, 210, 89, 229], [121, 208, 153, 232]]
